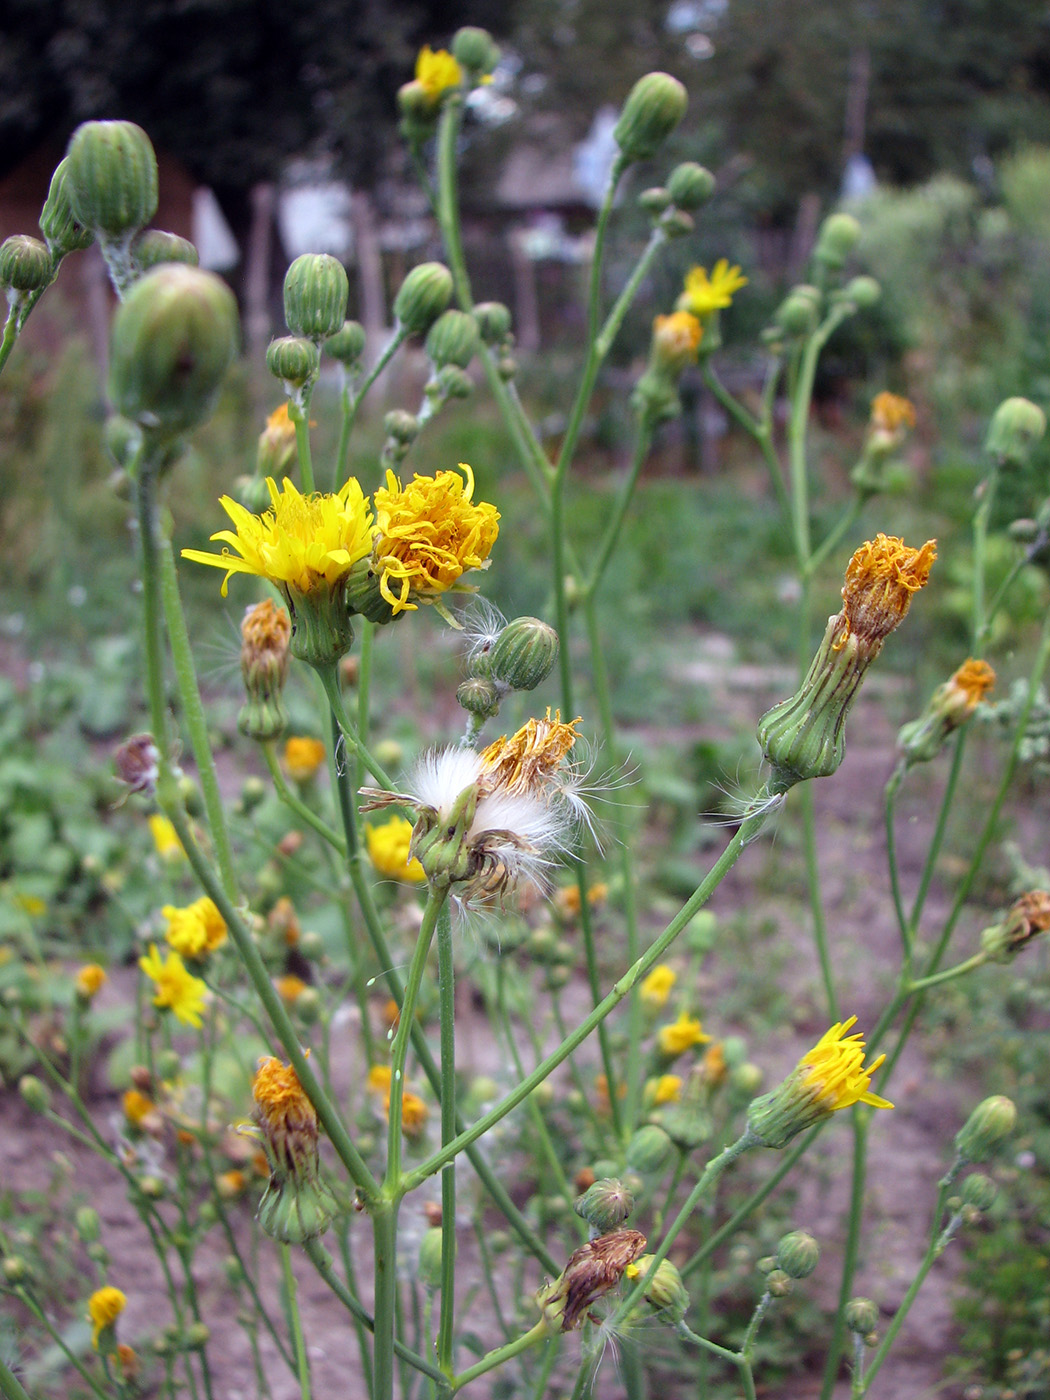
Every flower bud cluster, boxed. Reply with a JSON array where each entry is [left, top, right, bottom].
[[457, 613, 560, 728]]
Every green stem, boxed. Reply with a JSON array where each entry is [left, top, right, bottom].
[[819, 1109, 869, 1400], [883, 762, 911, 961], [0, 1357, 32, 1400], [281, 1243, 312, 1400], [908, 730, 967, 933], [805, 497, 863, 580], [356, 619, 375, 785], [451, 1321, 549, 1393], [317, 665, 395, 788], [346, 330, 409, 442], [14, 1292, 111, 1400], [573, 852, 623, 1141], [135, 455, 171, 749], [801, 781, 838, 1020], [158, 537, 238, 897], [262, 741, 346, 851], [674, 1323, 741, 1364], [334, 378, 353, 490], [972, 465, 999, 649], [786, 307, 850, 569], [584, 423, 652, 597], [0, 301, 19, 378], [906, 952, 987, 992], [740, 1291, 774, 1360], [372, 1204, 401, 1400], [290, 395, 316, 493], [437, 901, 457, 1374], [401, 812, 769, 1194]]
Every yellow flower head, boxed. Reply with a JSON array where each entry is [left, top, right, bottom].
[[284, 735, 327, 783], [182, 476, 374, 599], [163, 897, 227, 960], [122, 1088, 156, 1127], [371, 464, 499, 614], [553, 880, 608, 920], [640, 964, 676, 1010], [217, 1169, 247, 1199], [148, 814, 184, 861], [747, 1016, 892, 1149], [387, 1088, 429, 1137], [367, 1063, 393, 1095], [652, 1073, 682, 1105], [241, 597, 291, 674], [138, 944, 207, 1028], [869, 391, 916, 437], [478, 710, 581, 798], [258, 402, 299, 474], [252, 1055, 319, 1180], [366, 815, 426, 883], [416, 45, 462, 100], [88, 1286, 126, 1351], [275, 974, 308, 1004], [651, 311, 702, 372], [657, 1011, 712, 1058], [949, 658, 996, 710], [677, 260, 748, 318], [839, 534, 937, 647], [75, 964, 107, 1001]]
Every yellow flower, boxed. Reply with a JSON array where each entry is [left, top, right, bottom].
[[553, 881, 608, 920], [478, 710, 580, 796], [367, 1064, 393, 1094], [217, 1169, 247, 1199], [371, 464, 499, 614], [257, 402, 299, 474], [283, 735, 327, 783], [652, 1073, 682, 1105], [138, 944, 207, 1028], [182, 475, 374, 599], [949, 658, 996, 709], [88, 1286, 126, 1350], [677, 260, 748, 318], [416, 45, 462, 100], [840, 534, 937, 647], [657, 1011, 712, 1058], [14, 892, 46, 916], [747, 1017, 893, 1149], [869, 391, 916, 437], [122, 1089, 157, 1127], [148, 814, 184, 861], [163, 898, 227, 959], [275, 974, 308, 1004], [366, 815, 426, 883], [252, 1056, 326, 1193], [640, 964, 676, 1010], [651, 311, 702, 372], [75, 964, 107, 1001], [395, 1090, 429, 1137]]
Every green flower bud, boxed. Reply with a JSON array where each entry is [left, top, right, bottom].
[[257, 1174, 337, 1243], [457, 676, 501, 719], [65, 120, 159, 238], [133, 229, 199, 271], [667, 162, 715, 210], [294, 987, 322, 1024], [775, 1230, 820, 1279], [394, 261, 453, 335], [266, 335, 320, 390], [398, 81, 439, 141], [452, 26, 500, 77], [75, 1206, 102, 1243], [774, 289, 820, 337], [813, 212, 861, 270], [842, 275, 880, 309], [845, 1297, 879, 1335], [140, 1174, 166, 1199], [324, 319, 367, 366], [109, 265, 239, 436], [625, 1124, 673, 1174], [425, 308, 479, 368], [490, 616, 559, 691], [637, 186, 671, 215], [766, 1268, 792, 1297], [383, 409, 420, 445], [627, 1254, 690, 1323], [186, 1322, 210, 1349], [39, 157, 94, 258], [0, 235, 53, 293], [18, 1074, 50, 1112], [2, 1256, 28, 1283], [659, 209, 695, 237], [984, 396, 1047, 468], [497, 355, 518, 380], [418, 1227, 446, 1289], [224, 1255, 244, 1286], [434, 363, 472, 398], [86, 1241, 109, 1264], [955, 1095, 1017, 1162], [574, 1178, 635, 1233], [613, 73, 688, 163], [284, 253, 349, 340], [473, 301, 512, 345], [631, 367, 682, 426], [960, 1173, 997, 1211], [104, 414, 143, 471]]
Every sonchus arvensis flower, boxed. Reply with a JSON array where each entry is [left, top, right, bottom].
[[758, 534, 936, 793], [139, 944, 207, 1028], [238, 597, 291, 741], [182, 476, 374, 666], [747, 1017, 893, 1149], [632, 312, 702, 425], [88, 1286, 126, 1353], [162, 897, 227, 960], [980, 890, 1050, 963], [366, 814, 426, 883], [898, 657, 995, 766], [536, 1229, 648, 1332], [251, 1056, 336, 1242], [361, 710, 590, 906], [364, 464, 499, 622], [676, 260, 748, 320]]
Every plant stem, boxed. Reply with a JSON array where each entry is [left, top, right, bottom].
[[372, 1203, 400, 1400], [819, 1109, 869, 1400], [346, 329, 409, 442], [263, 741, 346, 851], [437, 900, 457, 1374], [883, 762, 911, 962], [0, 302, 19, 377], [451, 1321, 549, 1393], [290, 396, 316, 493], [906, 952, 986, 992], [0, 1358, 31, 1400], [584, 423, 652, 597], [281, 1243, 311, 1400]]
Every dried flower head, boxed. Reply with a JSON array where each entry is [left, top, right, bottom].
[[981, 890, 1050, 963], [869, 391, 916, 439], [898, 657, 995, 766], [252, 1055, 335, 1240], [371, 464, 499, 615], [651, 311, 702, 372], [115, 733, 160, 795], [839, 534, 937, 648], [241, 597, 291, 680], [257, 402, 298, 475], [536, 1229, 648, 1332]]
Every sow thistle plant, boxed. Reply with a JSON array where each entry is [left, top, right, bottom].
[[2, 24, 1049, 1400]]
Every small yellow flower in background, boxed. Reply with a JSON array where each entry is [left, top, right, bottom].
[[416, 45, 462, 100], [122, 1089, 156, 1126], [700, 1041, 727, 1085], [747, 1016, 893, 1150], [182, 475, 374, 599], [284, 735, 327, 783], [163, 897, 227, 960], [394, 1090, 429, 1137], [88, 1286, 126, 1351], [217, 1169, 247, 1199], [949, 658, 996, 708], [554, 881, 608, 920], [148, 814, 184, 861], [657, 1011, 712, 1058], [653, 1073, 683, 1105], [677, 260, 748, 318], [371, 464, 499, 614], [275, 974, 308, 1004], [75, 964, 107, 1001], [367, 1064, 393, 1095], [138, 944, 207, 1029], [640, 964, 676, 1010], [366, 815, 426, 883], [13, 892, 46, 917], [594, 1073, 627, 1116], [257, 402, 300, 475], [117, 1344, 140, 1383], [898, 657, 996, 767], [651, 311, 703, 373], [869, 391, 916, 437], [840, 534, 937, 648]]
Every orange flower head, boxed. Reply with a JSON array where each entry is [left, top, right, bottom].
[[840, 534, 937, 647], [479, 710, 581, 798]]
